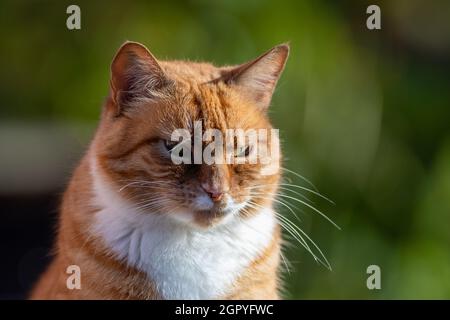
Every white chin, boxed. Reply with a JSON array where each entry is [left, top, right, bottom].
[[167, 210, 196, 225]]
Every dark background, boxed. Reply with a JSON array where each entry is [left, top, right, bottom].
[[1, 0, 450, 299]]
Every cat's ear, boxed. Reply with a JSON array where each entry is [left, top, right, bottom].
[[109, 41, 168, 113], [222, 44, 289, 110]]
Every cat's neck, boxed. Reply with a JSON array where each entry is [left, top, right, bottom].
[[88, 155, 277, 299]]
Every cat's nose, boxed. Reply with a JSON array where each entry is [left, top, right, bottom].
[[201, 184, 224, 202]]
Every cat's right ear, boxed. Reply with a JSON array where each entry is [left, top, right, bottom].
[[109, 41, 167, 115]]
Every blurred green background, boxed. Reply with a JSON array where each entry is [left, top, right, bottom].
[[1, 0, 450, 299]]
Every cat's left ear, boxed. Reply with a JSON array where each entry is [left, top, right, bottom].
[[222, 44, 289, 110]]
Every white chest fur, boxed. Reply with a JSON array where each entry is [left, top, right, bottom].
[[90, 159, 276, 299]]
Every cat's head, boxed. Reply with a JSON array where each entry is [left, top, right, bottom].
[[93, 41, 289, 227]]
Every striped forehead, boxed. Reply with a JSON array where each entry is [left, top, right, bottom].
[[192, 84, 230, 132]]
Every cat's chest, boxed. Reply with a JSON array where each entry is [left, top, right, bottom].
[[93, 206, 276, 300]]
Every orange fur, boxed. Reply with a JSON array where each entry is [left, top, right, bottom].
[[31, 41, 289, 300]]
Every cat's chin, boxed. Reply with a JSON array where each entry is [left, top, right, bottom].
[[168, 207, 238, 229]]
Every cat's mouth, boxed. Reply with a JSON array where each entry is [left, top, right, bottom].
[[196, 204, 234, 217], [191, 208, 236, 227], [181, 195, 246, 227]]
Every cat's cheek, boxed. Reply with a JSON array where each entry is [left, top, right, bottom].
[[233, 193, 249, 206]]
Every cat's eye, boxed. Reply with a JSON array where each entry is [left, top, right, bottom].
[[163, 140, 178, 152], [162, 139, 185, 159], [236, 145, 251, 158]]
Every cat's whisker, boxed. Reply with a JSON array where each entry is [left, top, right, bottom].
[[279, 250, 291, 275], [249, 190, 306, 211], [277, 186, 314, 204], [245, 201, 322, 265], [245, 201, 304, 245], [280, 167, 318, 192], [272, 213, 331, 269], [236, 210, 291, 275], [274, 213, 315, 258], [246, 194, 333, 270], [134, 199, 172, 213], [246, 183, 334, 205], [118, 180, 177, 193], [119, 179, 177, 185], [250, 191, 340, 230], [132, 197, 166, 208], [277, 213, 332, 270], [249, 193, 302, 222], [245, 184, 314, 204], [120, 190, 175, 206], [125, 191, 174, 209], [278, 194, 339, 230], [278, 183, 335, 205]]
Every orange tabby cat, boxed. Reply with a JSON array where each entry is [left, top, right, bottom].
[[31, 41, 289, 300]]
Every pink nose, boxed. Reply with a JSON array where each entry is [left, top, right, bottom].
[[201, 185, 224, 202]]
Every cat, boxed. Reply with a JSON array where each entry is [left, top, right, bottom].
[[30, 41, 289, 299]]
